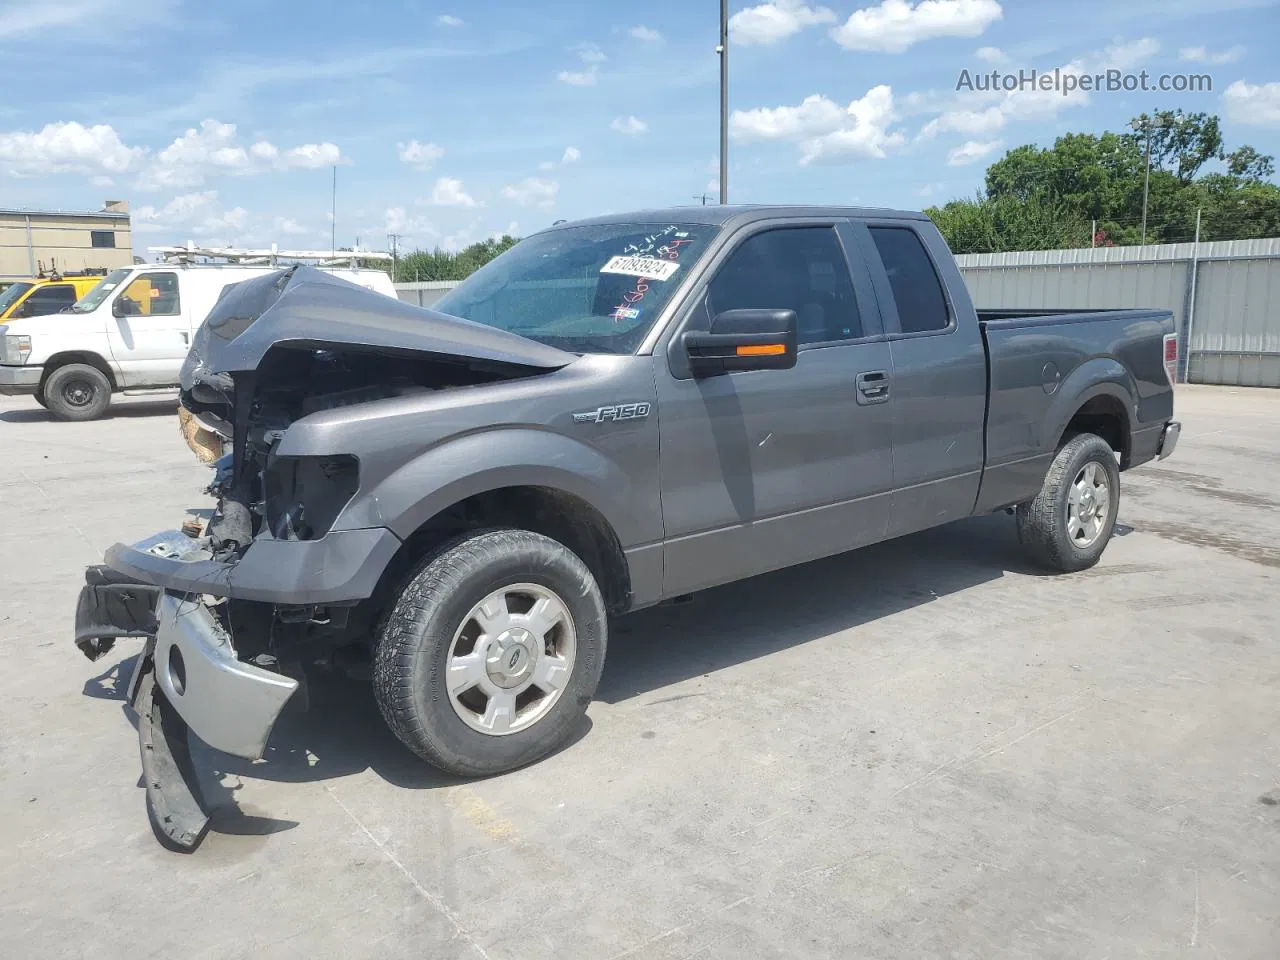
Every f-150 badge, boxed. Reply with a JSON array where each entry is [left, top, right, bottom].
[[573, 402, 651, 425]]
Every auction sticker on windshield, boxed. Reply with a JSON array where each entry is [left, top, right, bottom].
[[601, 256, 681, 281]]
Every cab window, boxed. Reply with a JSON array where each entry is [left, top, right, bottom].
[[21, 284, 78, 317], [115, 273, 181, 317], [707, 227, 862, 346]]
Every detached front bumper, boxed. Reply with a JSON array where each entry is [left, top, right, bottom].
[[76, 564, 300, 850], [0, 364, 41, 396]]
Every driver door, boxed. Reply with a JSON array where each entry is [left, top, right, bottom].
[[105, 271, 191, 387], [655, 222, 896, 596]]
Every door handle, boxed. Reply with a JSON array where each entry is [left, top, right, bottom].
[[180, 332, 189, 345], [856, 370, 890, 404]]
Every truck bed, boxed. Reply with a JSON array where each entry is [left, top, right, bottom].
[[973, 307, 1177, 515]]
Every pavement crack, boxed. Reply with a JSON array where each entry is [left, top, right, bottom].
[[323, 785, 493, 960]]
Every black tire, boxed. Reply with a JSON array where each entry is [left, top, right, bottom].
[[1017, 432, 1121, 572], [32, 387, 47, 409], [43, 363, 111, 421], [372, 528, 607, 777]]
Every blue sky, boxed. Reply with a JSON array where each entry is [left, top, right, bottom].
[[1, 0, 1277, 256]]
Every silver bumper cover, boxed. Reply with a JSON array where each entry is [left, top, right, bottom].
[[152, 593, 298, 760], [1158, 420, 1181, 460]]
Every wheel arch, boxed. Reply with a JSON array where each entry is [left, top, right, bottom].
[[40, 351, 118, 392], [374, 484, 633, 616], [1046, 360, 1137, 466]]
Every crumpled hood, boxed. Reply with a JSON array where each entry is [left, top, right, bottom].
[[180, 265, 573, 390]]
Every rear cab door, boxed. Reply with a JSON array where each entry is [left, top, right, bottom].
[[105, 269, 192, 387], [848, 217, 987, 538]]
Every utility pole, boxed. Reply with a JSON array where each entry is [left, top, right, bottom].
[[693, 193, 711, 206], [388, 233, 402, 281], [718, 0, 728, 205], [1132, 113, 1171, 248], [1140, 122, 1152, 247]]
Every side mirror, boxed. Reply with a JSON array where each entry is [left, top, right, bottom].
[[682, 308, 798, 377], [16, 300, 34, 318], [112, 298, 128, 318]]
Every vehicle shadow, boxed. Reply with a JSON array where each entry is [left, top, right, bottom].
[[81, 512, 1055, 845], [0, 398, 177, 424], [598, 513, 1043, 702]]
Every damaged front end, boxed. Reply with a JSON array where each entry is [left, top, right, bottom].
[[76, 265, 573, 849]]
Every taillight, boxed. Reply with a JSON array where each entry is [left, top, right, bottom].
[[1163, 333, 1178, 386]]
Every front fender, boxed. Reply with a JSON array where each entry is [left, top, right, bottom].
[[1041, 358, 1136, 453], [335, 427, 653, 548]]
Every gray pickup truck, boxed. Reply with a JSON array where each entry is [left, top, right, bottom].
[[74, 205, 1180, 848]]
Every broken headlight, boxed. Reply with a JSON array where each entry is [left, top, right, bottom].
[[264, 455, 359, 541]]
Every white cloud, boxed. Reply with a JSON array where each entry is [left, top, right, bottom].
[[133, 189, 250, 240], [0, 121, 146, 178], [917, 37, 1160, 142], [1180, 44, 1244, 64], [918, 105, 1004, 139], [136, 119, 343, 191], [947, 139, 1003, 165], [975, 45, 1007, 64], [397, 139, 445, 171], [502, 177, 560, 207], [0, 0, 177, 39], [1223, 80, 1280, 127], [611, 115, 649, 136], [385, 206, 437, 240], [426, 176, 477, 207], [539, 145, 581, 171], [1100, 37, 1159, 70], [274, 216, 308, 235], [91, 174, 115, 187], [731, 86, 905, 164], [576, 43, 607, 63], [558, 66, 599, 86], [917, 182, 943, 197], [629, 25, 662, 41], [729, 1, 836, 45], [831, 0, 1003, 54], [436, 14, 463, 26]]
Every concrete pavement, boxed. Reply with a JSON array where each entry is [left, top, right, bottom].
[[1, 385, 1277, 959]]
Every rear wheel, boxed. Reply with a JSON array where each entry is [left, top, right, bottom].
[[43, 363, 111, 421], [372, 528, 607, 777], [1016, 432, 1120, 573]]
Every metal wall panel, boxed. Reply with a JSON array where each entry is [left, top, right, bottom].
[[956, 243, 1280, 388]]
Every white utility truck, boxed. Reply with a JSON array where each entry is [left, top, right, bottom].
[[0, 246, 395, 420]]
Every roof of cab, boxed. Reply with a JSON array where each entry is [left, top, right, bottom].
[[544, 204, 930, 232]]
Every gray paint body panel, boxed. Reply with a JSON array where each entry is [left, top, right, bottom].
[[104, 205, 1177, 613]]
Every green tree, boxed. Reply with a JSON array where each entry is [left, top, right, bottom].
[[930, 109, 1279, 253], [395, 235, 519, 282]]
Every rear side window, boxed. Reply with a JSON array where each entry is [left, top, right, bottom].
[[708, 227, 862, 345], [116, 272, 181, 317], [868, 227, 950, 334]]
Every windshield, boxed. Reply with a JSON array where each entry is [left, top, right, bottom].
[[68, 268, 133, 314], [0, 282, 32, 315], [434, 222, 719, 354]]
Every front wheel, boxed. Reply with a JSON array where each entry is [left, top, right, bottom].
[[43, 363, 111, 421], [372, 528, 607, 777], [1016, 432, 1121, 573]]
